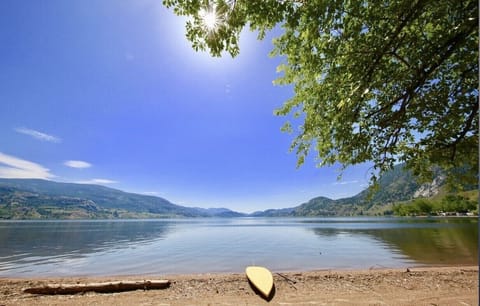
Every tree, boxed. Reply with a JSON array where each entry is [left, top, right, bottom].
[[411, 198, 433, 215], [163, 0, 479, 185], [440, 194, 477, 212]]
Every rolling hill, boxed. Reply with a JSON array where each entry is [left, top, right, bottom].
[[253, 164, 439, 216], [0, 179, 244, 219]]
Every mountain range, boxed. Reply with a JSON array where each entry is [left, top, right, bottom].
[[252, 164, 424, 216], [0, 165, 443, 219], [0, 179, 243, 219]]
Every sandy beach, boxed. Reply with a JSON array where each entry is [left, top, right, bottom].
[[1, 266, 477, 305]]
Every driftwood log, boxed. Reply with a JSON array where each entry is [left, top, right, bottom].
[[24, 280, 170, 295]]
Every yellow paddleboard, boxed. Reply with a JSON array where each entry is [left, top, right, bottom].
[[245, 266, 274, 298]]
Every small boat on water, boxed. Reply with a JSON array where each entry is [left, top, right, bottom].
[[245, 266, 274, 298]]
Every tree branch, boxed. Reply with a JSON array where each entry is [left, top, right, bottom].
[[443, 99, 479, 154], [387, 51, 412, 69], [366, 16, 477, 123], [361, 0, 426, 89]]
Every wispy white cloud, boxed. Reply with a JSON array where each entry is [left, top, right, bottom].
[[142, 191, 160, 196], [15, 127, 61, 143], [75, 178, 117, 185], [0, 152, 54, 179], [64, 160, 92, 169], [333, 180, 359, 185]]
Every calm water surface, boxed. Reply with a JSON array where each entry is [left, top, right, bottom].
[[0, 217, 477, 277]]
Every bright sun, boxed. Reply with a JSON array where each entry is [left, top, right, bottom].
[[199, 7, 219, 31]]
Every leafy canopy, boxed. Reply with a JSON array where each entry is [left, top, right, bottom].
[[163, 0, 479, 186]]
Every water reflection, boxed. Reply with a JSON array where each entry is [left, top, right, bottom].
[[310, 218, 478, 265], [358, 226, 478, 265], [0, 218, 477, 276], [0, 220, 172, 264]]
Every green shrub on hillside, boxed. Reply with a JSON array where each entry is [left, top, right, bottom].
[[393, 194, 478, 216]]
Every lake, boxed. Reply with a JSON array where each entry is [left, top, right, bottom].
[[0, 217, 477, 277]]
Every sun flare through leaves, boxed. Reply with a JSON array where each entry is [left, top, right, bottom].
[[199, 6, 219, 32]]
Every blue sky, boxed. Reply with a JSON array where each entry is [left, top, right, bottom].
[[0, 0, 372, 213]]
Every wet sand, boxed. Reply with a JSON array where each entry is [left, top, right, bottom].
[[1, 266, 478, 305]]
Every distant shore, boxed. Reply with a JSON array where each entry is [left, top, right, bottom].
[[1, 266, 477, 305]]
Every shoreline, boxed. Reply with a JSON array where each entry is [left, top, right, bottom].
[[1, 266, 478, 305], [2, 263, 477, 279]]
